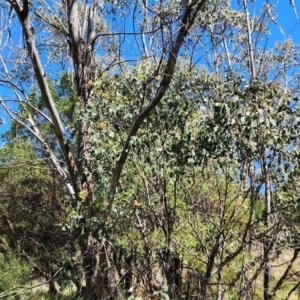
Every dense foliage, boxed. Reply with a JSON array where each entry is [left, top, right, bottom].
[[0, 0, 300, 299]]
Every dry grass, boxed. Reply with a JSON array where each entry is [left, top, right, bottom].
[[251, 249, 300, 300], [27, 279, 76, 296], [22, 249, 300, 299]]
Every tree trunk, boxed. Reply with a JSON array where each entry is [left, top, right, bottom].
[[114, 248, 133, 297], [80, 233, 105, 300], [167, 254, 183, 299], [185, 271, 191, 300], [48, 279, 58, 297], [104, 252, 120, 299], [217, 236, 225, 300], [263, 151, 272, 300]]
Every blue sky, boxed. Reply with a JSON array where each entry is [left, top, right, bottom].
[[0, 0, 299, 146], [269, 0, 300, 43]]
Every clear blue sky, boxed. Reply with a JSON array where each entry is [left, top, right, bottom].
[[269, 0, 300, 43]]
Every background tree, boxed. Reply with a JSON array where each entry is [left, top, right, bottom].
[[0, 139, 77, 296]]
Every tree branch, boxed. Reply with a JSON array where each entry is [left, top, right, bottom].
[[9, 0, 78, 193], [107, 0, 208, 211], [0, 98, 75, 198]]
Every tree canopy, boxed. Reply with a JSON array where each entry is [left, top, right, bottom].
[[0, 0, 300, 299]]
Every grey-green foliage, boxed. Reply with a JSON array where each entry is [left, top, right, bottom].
[[1, 0, 300, 298], [82, 58, 300, 297], [3, 54, 300, 298]]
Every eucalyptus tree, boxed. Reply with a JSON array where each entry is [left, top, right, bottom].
[[0, 0, 299, 299], [0, 0, 211, 298], [186, 2, 300, 297]]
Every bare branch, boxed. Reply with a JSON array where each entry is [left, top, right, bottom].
[[243, 0, 256, 79], [290, 0, 298, 19], [10, 0, 78, 190], [271, 248, 300, 297], [0, 97, 75, 198]]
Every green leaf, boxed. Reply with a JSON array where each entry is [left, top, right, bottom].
[[163, 284, 169, 292]]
